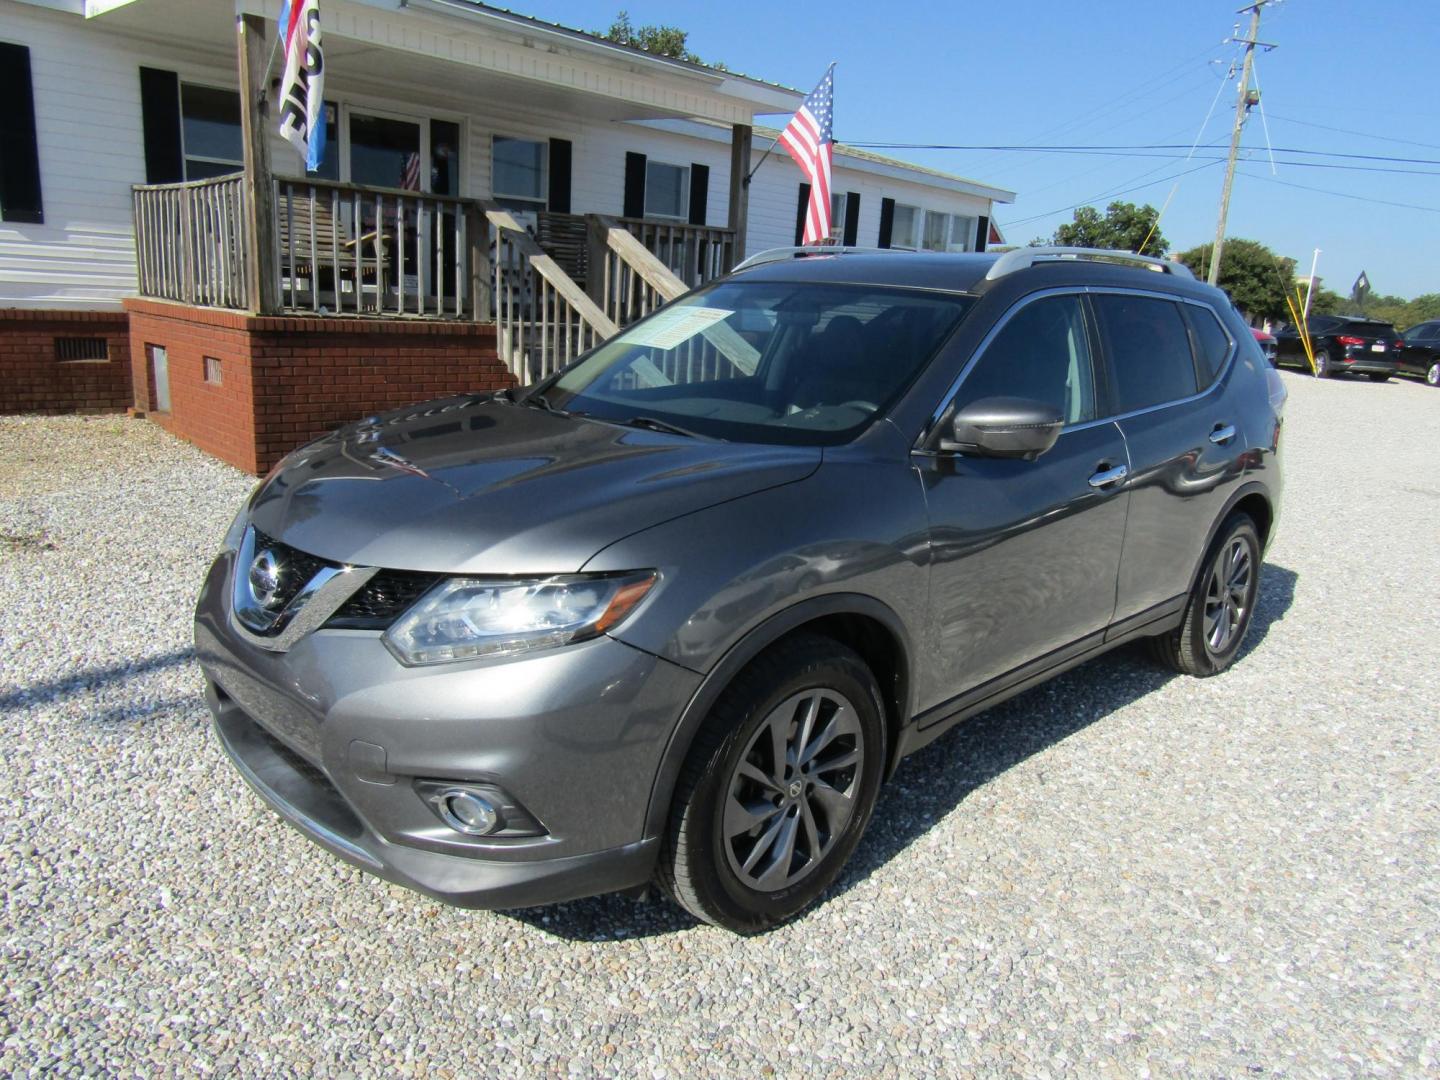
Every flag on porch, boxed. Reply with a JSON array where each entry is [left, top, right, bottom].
[[779, 65, 835, 245], [278, 0, 326, 172]]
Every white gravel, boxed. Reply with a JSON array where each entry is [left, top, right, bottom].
[[2, 374, 1438, 1077]]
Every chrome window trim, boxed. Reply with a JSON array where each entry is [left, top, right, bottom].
[[920, 285, 1239, 448]]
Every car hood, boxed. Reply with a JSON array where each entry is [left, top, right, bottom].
[[247, 396, 821, 574]]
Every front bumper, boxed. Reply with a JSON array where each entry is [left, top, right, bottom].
[[195, 551, 702, 909]]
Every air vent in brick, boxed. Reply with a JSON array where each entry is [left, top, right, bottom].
[[54, 337, 109, 362]]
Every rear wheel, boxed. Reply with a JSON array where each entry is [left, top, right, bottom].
[[1150, 513, 1261, 677], [657, 634, 886, 933], [1427, 361, 1440, 387], [1314, 349, 1333, 378], [1368, 372, 1392, 383]]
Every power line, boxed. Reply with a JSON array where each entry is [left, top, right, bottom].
[[1265, 112, 1440, 153], [843, 142, 1440, 166], [1235, 170, 1440, 214], [1005, 160, 1223, 228]]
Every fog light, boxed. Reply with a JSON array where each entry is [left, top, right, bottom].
[[437, 789, 498, 836]]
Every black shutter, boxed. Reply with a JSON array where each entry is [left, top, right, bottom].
[[842, 192, 861, 247], [139, 66, 184, 183], [548, 138, 572, 213], [975, 214, 990, 252], [793, 182, 810, 245], [877, 197, 896, 249], [623, 152, 646, 218], [687, 163, 709, 225], [0, 43, 44, 224]]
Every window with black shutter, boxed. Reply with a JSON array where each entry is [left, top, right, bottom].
[[0, 42, 45, 223]]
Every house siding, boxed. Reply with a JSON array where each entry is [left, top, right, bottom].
[[1, 1, 1006, 314]]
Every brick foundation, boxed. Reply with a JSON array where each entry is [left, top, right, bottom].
[[0, 310, 134, 415], [123, 298, 512, 474]]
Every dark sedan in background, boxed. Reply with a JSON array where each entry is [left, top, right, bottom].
[[1274, 315, 1403, 380], [1398, 321, 1440, 387]]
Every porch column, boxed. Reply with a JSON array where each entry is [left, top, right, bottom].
[[728, 122, 752, 263], [237, 13, 278, 314]]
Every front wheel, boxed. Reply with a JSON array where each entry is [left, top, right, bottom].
[[657, 635, 886, 933], [1427, 361, 1440, 387], [1150, 513, 1261, 677]]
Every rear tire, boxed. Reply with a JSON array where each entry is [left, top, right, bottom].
[[1314, 349, 1334, 378], [657, 634, 886, 934], [1149, 513, 1261, 678], [1368, 372, 1392, 383]]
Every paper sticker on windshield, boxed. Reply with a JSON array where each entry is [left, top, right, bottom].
[[623, 307, 733, 350]]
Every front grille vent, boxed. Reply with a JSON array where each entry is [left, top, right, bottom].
[[247, 527, 438, 629]]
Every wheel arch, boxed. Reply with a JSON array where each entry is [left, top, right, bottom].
[[1186, 481, 1275, 598], [641, 594, 914, 842]]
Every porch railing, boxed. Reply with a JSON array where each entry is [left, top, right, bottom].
[[132, 174, 249, 310], [617, 217, 736, 291], [273, 177, 484, 318], [589, 214, 687, 328], [484, 203, 617, 383]]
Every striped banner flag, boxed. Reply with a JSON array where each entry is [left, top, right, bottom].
[[277, 0, 326, 172], [779, 65, 835, 245]]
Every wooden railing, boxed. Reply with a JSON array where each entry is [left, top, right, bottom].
[[133, 173, 249, 310], [272, 178, 486, 318], [484, 203, 617, 383], [589, 214, 688, 329], [616, 217, 735, 292]]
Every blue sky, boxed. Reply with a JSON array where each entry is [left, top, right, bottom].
[[521, 0, 1439, 298]]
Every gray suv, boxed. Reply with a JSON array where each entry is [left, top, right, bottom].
[[197, 247, 1285, 933]]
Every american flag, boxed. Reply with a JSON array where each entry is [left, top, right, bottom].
[[400, 152, 422, 191], [779, 65, 835, 245]]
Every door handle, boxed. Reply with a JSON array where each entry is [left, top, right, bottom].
[[1209, 423, 1237, 445], [1088, 463, 1128, 489]]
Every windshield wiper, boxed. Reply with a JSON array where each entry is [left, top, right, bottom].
[[519, 391, 563, 414], [618, 415, 716, 440]]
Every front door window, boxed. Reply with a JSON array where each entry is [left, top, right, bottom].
[[349, 113, 422, 190]]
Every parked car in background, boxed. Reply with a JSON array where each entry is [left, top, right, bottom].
[[1398, 320, 1440, 387], [196, 247, 1285, 933], [1273, 315, 1403, 380], [1252, 327, 1278, 366]]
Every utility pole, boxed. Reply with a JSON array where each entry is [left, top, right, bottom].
[[1208, 1, 1277, 287]]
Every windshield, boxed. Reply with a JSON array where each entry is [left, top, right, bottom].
[[539, 281, 972, 446]]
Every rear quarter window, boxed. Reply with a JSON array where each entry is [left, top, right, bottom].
[[1091, 293, 1199, 413], [1183, 304, 1233, 388]]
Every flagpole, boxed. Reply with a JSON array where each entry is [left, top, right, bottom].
[[745, 61, 835, 185]]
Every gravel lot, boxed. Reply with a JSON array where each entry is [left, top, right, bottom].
[[2, 373, 1438, 1077]]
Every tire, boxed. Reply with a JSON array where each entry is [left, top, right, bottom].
[[1368, 372, 1392, 383], [1314, 349, 1333, 378], [1149, 513, 1262, 678], [1428, 361, 1440, 387], [657, 634, 886, 933]]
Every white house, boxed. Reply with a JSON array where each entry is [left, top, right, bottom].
[[0, 0, 1014, 470]]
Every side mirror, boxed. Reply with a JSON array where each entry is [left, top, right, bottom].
[[939, 396, 1064, 461]]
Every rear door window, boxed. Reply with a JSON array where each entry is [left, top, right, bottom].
[[1091, 293, 1199, 413], [1182, 304, 1233, 388]]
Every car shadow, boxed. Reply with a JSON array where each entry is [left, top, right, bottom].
[[508, 562, 1298, 942]]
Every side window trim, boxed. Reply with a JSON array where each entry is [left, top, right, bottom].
[[923, 287, 1095, 440], [1179, 301, 1236, 392]]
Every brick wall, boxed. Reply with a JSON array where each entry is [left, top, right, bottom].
[[0, 311, 133, 414], [123, 299, 511, 474]]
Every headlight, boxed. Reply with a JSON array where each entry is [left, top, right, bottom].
[[382, 571, 657, 666]]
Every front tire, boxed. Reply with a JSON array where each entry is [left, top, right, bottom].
[[1427, 361, 1440, 387], [657, 634, 886, 933], [1150, 513, 1261, 677]]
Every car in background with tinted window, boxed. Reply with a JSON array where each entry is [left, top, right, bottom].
[[1397, 320, 1440, 387], [1274, 314, 1402, 380]]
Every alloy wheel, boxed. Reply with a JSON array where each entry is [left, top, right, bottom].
[[1203, 536, 1253, 654], [1428, 361, 1440, 387], [723, 689, 864, 892]]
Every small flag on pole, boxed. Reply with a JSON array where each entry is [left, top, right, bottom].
[[278, 0, 326, 172], [779, 65, 835, 245], [1351, 270, 1371, 304]]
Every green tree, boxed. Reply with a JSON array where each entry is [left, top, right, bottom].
[[598, 12, 724, 68], [1176, 239, 1296, 323], [1052, 201, 1168, 256]]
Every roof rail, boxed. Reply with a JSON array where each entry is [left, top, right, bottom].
[[984, 246, 1194, 282], [731, 245, 903, 273]]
